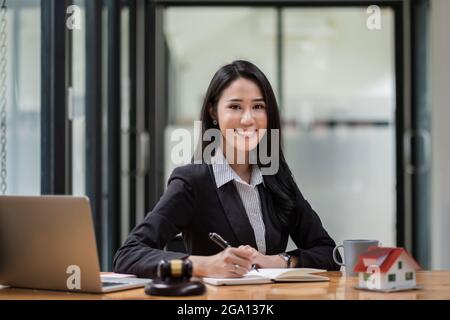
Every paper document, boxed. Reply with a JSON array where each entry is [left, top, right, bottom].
[[100, 273, 137, 279], [202, 268, 329, 286]]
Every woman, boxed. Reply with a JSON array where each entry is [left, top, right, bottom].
[[113, 60, 340, 278]]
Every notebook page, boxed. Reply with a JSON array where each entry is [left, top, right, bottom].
[[202, 273, 271, 286], [249, 268, 327, 279]]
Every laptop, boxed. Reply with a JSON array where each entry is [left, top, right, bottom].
[[0, 195, 152, 293]]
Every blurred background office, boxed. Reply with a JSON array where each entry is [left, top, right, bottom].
[[2, 0, 449, 272]]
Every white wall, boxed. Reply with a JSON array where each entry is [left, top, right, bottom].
[[430, 0, 450, 270]]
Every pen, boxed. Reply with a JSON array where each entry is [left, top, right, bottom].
[[208, 232, 230, 249], [208, 232, 259, 272]]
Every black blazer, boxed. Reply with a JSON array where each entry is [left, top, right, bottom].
[[113, 163, 340, 278]]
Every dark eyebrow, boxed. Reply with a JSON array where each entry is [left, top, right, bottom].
[[226, 98, 265, 102]]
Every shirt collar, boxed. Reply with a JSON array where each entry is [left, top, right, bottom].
[[211, 149, 263, 188]]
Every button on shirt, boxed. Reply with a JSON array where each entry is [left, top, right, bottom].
[[211, 150, 266, 254]]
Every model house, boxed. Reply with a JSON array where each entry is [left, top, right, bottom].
[[354, 247, 421, 291]]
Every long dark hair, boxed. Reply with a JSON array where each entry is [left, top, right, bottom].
[[198, 60, 297, 230]]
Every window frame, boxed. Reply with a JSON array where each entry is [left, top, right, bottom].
[[41, 0, 70, 195], [388, 273, 396, 282]]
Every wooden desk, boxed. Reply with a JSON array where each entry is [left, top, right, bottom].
[[1, 271, 449, 300]]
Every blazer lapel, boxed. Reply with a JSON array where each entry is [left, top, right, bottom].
[[257, 184, 283, 255], [211, 174, 258, 248]]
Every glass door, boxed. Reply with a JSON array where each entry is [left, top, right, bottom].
[[282, 7, 396, 247]]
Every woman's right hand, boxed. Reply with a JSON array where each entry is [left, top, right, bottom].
[[188, 247, 253, 278]]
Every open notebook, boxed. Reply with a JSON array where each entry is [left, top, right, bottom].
[[202, 268, 329, 286]]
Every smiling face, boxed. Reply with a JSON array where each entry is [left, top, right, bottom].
[[210, 77, 268, 160]]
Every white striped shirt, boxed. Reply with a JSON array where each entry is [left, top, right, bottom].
[[211, 150, 266, 254]]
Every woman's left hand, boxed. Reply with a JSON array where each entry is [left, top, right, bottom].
[[239, 245, 288, 269]]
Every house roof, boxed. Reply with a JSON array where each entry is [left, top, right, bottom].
[[354, 247, 421, 273]]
